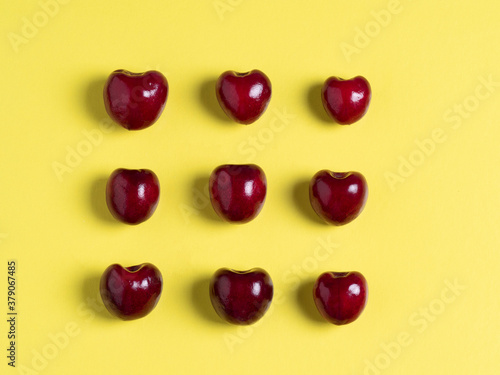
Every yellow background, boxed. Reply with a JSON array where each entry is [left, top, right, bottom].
[[1, 0, 499, 373]]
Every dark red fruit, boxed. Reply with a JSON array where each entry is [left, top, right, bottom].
[[100, 263, 163, 320], [309, 170, 368, 225], [216, 70, 272, 124], [106, 168, 160, 225], [322, 76, 371, 125], [209, 164, 267, 223], [104, 70, 168, 130], [210, 268, 273, 325], [313, 271, 368, 325]]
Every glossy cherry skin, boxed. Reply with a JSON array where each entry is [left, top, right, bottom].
[[209, 164, 267, 223], [106, 168, 160, 225], [309, 170, 368, 225], [210, 268, 273, 325], [100, 263, 163, 320], [103, 70, 168, 130], [313, 271, 368, 325], [321, 76, 371, 125], [216, 70, 272, 124]]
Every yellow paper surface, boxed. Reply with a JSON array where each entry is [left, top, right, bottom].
[[1, 0, 499, 373]]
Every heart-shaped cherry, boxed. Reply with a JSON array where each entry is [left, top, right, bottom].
[[209, 164, 267, 223], [210, 268, 273, 325], [106, 168, 160, 225], [103, 69, 168, 130], [216, 70, 272, 124], [309, 170, 368, 225], [313, 271, 368, 325], [100, 263, 163, 320], [321, 76, 371, 125]]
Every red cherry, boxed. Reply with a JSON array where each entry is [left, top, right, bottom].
[[106, 168, 160, 225], [321, 76, 371, 125], [100, 263, 163, 320], [313, 271, 368, 325], [209, 164, 267, 223], [210, 268, 274, 325], [103, 70, 168, 130], [309, 170, 368, 225], [216, 70, 272, 124]]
